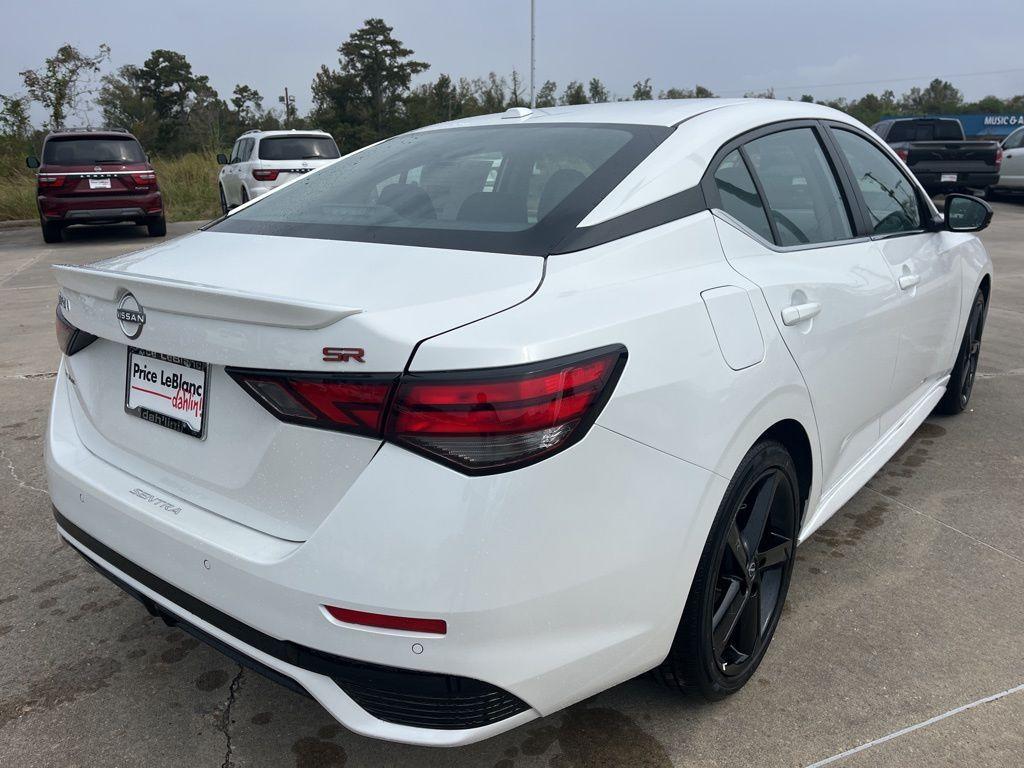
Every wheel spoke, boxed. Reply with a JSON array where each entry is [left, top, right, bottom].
[[726, 521, 748, 573], [742, 472, 778, 554], [757, 538, 792, 570], [712, 579, 746, 656], [736, 584, 761, 653]]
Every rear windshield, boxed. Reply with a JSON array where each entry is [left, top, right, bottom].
[[213, 123, 670, 255], [43, 136, 145, 165], [258, 135, 341, 161], [887, 120, 963, 142]]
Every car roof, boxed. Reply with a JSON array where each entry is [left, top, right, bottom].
[[246, 129, 333, 139], [44, 129, 139, 141], [414, 98, 851, 130]]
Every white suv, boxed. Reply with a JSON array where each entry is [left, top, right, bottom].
[[217, 129, 340, 212]]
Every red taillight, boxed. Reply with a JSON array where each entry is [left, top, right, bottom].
[[324, 605, 447, 635], [131, 172, 157, 186], [226, 346, 627, 473], [252, 169, 279, 181], [894, 148, 909, 163], [55, 302, 97, 356], [37, 174, 66, 189], [995, 146, 1003, 170]]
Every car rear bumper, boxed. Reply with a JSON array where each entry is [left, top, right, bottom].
[[45, 361, 724, 744], [910, 170, 1000, 189], [39, 191, 163, 223]]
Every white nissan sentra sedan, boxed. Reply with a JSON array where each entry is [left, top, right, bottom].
[[47, 99, 992, 746]]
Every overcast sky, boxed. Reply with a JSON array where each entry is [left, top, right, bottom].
[[3, 0, 1024, 124]]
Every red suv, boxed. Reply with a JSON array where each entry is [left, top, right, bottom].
[[27, 129, 166, 243]]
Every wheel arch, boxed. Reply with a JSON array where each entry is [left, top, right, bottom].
[[757, 419, 813, 523]]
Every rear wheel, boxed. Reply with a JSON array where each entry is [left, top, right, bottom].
[[240, 187, 249, 205], [41, 220, 62, 244], [147, 216, 167, 237], [654, 440, 799, 700], [936, 287, 987, 415]]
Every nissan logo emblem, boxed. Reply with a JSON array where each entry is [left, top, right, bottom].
[[116, 292, 146, 339]]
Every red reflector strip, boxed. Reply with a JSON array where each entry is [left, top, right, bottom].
[[324, 605, 447, 635], [38, 175, 66, 188]]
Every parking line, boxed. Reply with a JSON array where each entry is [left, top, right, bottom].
[[805, 682, 1024, 767]]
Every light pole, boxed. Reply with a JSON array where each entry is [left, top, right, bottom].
[[530, 0, 536, 107]]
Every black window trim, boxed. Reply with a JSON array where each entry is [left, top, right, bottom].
[[821, 120, 934, 241], [700, 119, 871, 253]]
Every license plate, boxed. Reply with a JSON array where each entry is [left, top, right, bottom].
[[125, 348, 209, 439], [89, 177, 112, 189], [941, 173, 958, 183]]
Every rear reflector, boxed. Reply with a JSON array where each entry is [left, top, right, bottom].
[[227, 345, 627, 474], [324, 605, 447, 635], [252, 169, 280, 181]]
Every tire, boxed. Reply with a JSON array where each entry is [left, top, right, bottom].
[[219, 185, 229, 215], [240, 187, 249, 205], [936, 287, 987, 415], [147, 216, 167, 237], [41, 220, 62, 244], [654, 440, 799, 700]]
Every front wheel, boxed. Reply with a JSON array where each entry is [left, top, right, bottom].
[[936, 287, 987, 415], [654, 440, 799, 700], [219, 185, 229, 215]]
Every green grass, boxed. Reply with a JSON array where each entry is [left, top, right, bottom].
[[0, 151, 222, 223]]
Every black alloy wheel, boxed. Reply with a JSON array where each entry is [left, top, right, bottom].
[[654, 441, 799, 699], [937, 288, 987, 415]]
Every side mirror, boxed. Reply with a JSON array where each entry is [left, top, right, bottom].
[[216, 153, 228, 165], [26, 156, 40, 169], [944, 194, 992, 233]]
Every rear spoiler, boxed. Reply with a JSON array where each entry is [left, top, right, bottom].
[[52, 264, 361, 330]]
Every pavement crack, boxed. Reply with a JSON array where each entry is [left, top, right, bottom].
[[0, 447, 48, 496], [865, 485, 1024, 567], [218, 666, 245, 768]]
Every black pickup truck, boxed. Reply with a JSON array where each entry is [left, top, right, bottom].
[[872, 118, 1002, 193]]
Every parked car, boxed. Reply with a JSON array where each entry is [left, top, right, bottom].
[[217, 129, 341, 212], [26, 128, 166, 243], [872, 117, 1002, 193], [48, 100, 992, 746], [989, 126, 1024, 193]]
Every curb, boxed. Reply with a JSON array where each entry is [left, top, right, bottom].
[[0, 219, 35, 230]]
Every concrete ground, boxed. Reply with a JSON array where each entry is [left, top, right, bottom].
[[0, 208, 1022, 768]]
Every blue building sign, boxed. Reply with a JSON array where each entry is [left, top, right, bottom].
[[889, 113, 1024, 138]]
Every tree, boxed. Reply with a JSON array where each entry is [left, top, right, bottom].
[[661, 84, 715, 99], [535, 80, 558, 107], [337, 18, 428, 134], [560, 80, 588, 105], [508, 70, 526, 107], [231, 84, 264, 128], [632, 79, 653, 101], [20, 43, 110, 130], [588, 78, 609, 104], [0, 94, 32, 139], [475, 73, 507, 113], [96, 65, 157, 146], [900, 78, 961, 114]]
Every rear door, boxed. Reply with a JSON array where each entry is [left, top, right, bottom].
[[706, 123, 902, 496], [827, 125, 962, 431]]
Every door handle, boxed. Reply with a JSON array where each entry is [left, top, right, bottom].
[[781, 302, 822, 327], [899, 274, 921, 291]]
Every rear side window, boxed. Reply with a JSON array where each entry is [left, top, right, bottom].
[[43, 137, 145, 165], [743, 128, 853, 246], [258, 135, 341, 161], [213, 123, 669, 255], [887, 120, 962, 142], [712, 150, 773, 241], [832, 129, 921, 235]]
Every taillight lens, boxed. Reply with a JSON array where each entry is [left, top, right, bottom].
[[227, 346, 627, 473], [56, 303, 97, 356], [252, 169, 279, 181], [995, 146, 1003, 170], [131, 172, 157, 186], [38, 174, 66, 189], [894, 148, 909, 162]]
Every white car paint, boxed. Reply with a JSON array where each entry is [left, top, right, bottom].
[[995, 126, 1024, 190], [46, 99, 992, 746], [218, 129, 340, 208]]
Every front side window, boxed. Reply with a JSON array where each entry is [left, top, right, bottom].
[[229, 140, 243, 163], [213, 124, 669, 255], [1004, 128, 1024, 150], [258, 135, 341, 161], [42, 137, 145, 165], [743, 128, 853, 246], [832, 129, 921, 235], [712, 150, 773, 241]]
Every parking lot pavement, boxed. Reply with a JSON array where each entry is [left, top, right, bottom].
[[1, 208, 1022, 768]]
